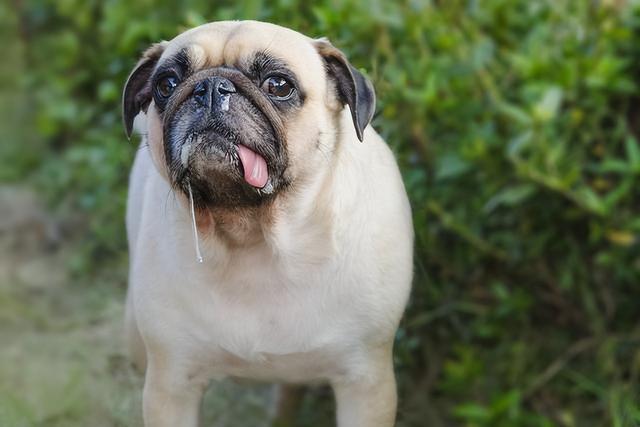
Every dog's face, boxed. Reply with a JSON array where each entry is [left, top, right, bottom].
[[123, 21, 375, 209]]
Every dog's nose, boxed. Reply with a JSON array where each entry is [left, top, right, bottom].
[[193, 77, 236, 110]]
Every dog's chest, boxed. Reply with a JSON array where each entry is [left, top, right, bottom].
[[204, 287, 353, 381], [146, 248, 365, 382]]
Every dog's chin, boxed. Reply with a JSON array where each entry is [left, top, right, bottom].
[[169, 130, 278, 209]]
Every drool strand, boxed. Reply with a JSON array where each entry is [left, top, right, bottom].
[[187, 180, 204, 263]]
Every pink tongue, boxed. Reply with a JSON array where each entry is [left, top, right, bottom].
[[237, 144, 268, 188]]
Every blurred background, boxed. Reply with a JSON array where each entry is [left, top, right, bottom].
[[1, 0, 639, 426]]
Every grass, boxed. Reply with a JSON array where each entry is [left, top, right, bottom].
[[0, 232, 142, 427]]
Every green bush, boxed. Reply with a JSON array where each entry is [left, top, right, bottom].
[[2, 0, 639, 426]]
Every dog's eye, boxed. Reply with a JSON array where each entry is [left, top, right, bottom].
[[261, 76, 294, 100], [156, 75, 179, 98]]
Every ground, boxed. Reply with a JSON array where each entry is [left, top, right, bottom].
[[0, 185, 281, 427]]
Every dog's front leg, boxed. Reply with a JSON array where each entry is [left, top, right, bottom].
[[332, 346, 398, 427], [143, 356, 206, 427]]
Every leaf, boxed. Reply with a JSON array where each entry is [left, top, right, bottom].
[[490, 389, 521, 416], [575, 186, 607, 216], [625, 136, 640, 172], [606, 230, 636, 247], [453, 403, 490, 422], [533, 86, 563, 122], [484, 184, 537, 212], [597, 159, 630, 174], [435, 153, 471, 181], [497, 101, 532, 126], [507, 131, 533, 158]]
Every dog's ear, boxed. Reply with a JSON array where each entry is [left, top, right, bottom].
[[122, 42, 167, 139], [314, 38, 376, 142]]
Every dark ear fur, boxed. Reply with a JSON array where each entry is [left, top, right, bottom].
[[314, 38, 376, 142], [122, 42, 167, 139]]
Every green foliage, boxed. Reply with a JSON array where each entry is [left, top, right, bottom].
[[2, 0, 640, 426]]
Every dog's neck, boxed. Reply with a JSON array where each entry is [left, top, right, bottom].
[[195, 204, 271, 248], [190, 162, 338, 262]]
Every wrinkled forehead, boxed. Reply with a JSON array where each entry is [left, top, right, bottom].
[[159, 21, 325, 81]]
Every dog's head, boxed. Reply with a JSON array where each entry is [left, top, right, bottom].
[[123, 21, 375, 209]]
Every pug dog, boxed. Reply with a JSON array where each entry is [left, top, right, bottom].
[[123, 20, 413, 427]]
